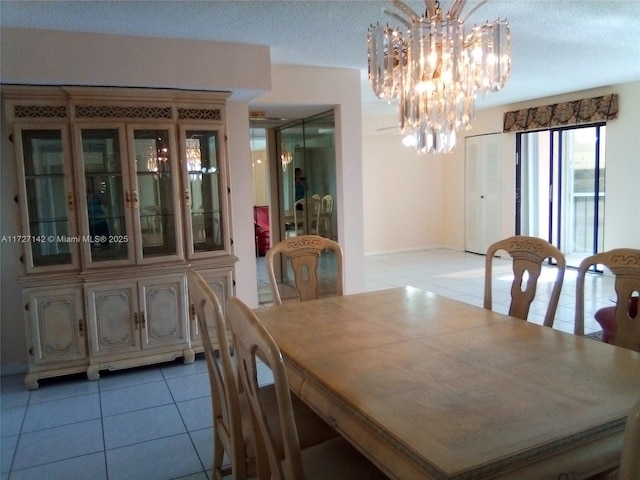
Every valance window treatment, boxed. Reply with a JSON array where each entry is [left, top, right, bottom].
[[503, 94, 618, 133]]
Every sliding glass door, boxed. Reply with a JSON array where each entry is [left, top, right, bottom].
[[517, 124, 606, 268]]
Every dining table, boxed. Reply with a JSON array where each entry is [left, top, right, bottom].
[[254, 286, 640, 480]]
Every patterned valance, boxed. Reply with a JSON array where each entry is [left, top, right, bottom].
[[503, 94, 618, 133]]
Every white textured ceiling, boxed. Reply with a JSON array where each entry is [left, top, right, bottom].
[[1, 0, 639, 121]]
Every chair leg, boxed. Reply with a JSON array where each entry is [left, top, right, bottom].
[[213, 433, 226, 479]]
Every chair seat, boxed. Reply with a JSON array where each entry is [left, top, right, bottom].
[[240, 384, 339, 461]]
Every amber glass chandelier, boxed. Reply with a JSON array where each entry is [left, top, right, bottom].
[[368, 0, 510, 153]]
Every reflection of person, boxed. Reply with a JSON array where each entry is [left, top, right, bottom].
[[87, 186, 109, 241], [294, 168, 308, 209]]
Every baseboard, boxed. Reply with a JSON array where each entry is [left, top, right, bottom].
[[1, 362, 28, 377]]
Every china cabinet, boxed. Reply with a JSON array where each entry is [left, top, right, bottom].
[[3, 86, 237, 388]]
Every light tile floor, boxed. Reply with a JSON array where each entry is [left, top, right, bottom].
[[2, 249, 613, 479]]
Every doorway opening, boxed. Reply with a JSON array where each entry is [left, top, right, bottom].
[[516, 124, 606, 269], [251, 110, 338, 304]]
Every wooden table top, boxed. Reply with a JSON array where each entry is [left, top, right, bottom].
[[255, 287, 640, 480]]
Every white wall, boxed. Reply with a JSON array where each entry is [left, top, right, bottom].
[[0, 27, 271, 98], [363, 81, 640, 254], [362, 135, 444, 254]]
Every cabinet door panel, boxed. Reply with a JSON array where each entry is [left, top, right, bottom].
[[130, 126, 184, 263], [26, 287, 86, 364], [15, 125, 80, 272], [76, 126, 135, 266], [139, 276, 188, 349], [87, 283, 140, 356], [180, 127, 230, 258]]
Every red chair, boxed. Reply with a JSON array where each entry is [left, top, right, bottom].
[[253, 206, 270, 256], [594, 297, 639, 344]]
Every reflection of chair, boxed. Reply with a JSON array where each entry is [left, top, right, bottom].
[[485, 235, 566, 327], [265, 235, 343, 305], [293, 197, 321, 236], [292, 199, 305, 235], [317, 194, 333, 238], [186, 270, 337, 479], [574, 249, 640, 352], [226, 296, 389, 480], [310, 195, 321, 234]]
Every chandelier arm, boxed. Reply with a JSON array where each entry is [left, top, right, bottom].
[[449, 0, 467, 20], [391, 0, 420, 22], [460, 0, 488, 23], [383, 9, 412, 28], [425, 0, 438, 19]]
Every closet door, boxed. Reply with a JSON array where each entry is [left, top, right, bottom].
[[465, 134, 502, 255]]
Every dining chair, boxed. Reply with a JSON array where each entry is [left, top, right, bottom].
[[574, 248, 640, 352], [186, 270, 337, 479], [317, 194, 333, 239], [226, 296, 390, 480], [484, 235, 566, 327], [265, 234, 344, 305]]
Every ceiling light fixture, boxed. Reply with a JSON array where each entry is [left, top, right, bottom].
[[368, 0, 511, 154]]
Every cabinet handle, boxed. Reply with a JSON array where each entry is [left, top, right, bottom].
[[78, 319, 84, 337], [125, 191, 131, 208], [134, 312, 139, 329], [67, 193, 74, 210], [185, 189, 191, 207], [140, 311, 146, 328], [132, 191, 139, 209]]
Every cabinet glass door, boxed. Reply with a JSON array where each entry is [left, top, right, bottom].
[[132, 128, 182, 260], [182, 128, 226, 256], [19, 128, 78, 269], [78, 128, 131, 264]]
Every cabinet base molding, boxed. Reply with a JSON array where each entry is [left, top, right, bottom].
[[25, 348, 196, 389], [25, 364, 91, 390], [87, 348, 196, 382]]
